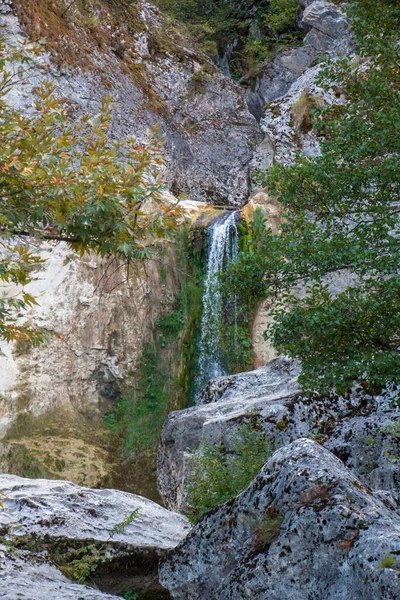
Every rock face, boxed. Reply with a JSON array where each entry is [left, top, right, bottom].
[[158, 359, 400, 512], [0, 0, 259, 487], [246, 0, 352, 121], [0, 474, 191, 598], [159, 439, 400, 600], [1, 0, 259, 205], [0, 240, 181, 489]]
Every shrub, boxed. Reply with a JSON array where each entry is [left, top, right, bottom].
[[291, 91, 325, 133], [186, 422, 272, 522]]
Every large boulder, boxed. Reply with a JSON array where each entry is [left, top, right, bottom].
[[0, 475, 191, 598], [157, 359, 400, 512], [160, 439, 400, 600], [302, 0, 349, 39]]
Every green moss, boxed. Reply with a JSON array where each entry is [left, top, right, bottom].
[[103, 229, 204, 491], [0, 443, 53, 479], [377, 554, 399, 569]]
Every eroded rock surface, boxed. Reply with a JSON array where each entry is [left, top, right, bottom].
[[158, 359, 400, 512], [160, 439, 400, 600], [0, 474, 191, 598]]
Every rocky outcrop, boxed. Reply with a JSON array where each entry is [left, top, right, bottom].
[[0, 474, 191, 598], [158, 359, 300, 510], [1, 0, 259, 205], [160, 439, 400, 600], [246, 0, 352, 121], [158, 359, 400, 512]]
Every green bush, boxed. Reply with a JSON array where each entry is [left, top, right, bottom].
[[157, 301, 185, 347], [186, 422, 272, 522]]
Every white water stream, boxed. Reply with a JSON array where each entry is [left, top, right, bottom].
[[195, 211, 239, 398]]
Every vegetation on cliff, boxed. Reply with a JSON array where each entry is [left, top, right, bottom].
[[0, 42, 178, 344], [224, 0, 400, 395], [155, 0, 301, 79]]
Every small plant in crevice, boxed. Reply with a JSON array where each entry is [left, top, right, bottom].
[[123, 591, 139, 600], [250, 506, 283, 554], [377, 554, 399, 570], [52, 509, 139, 584], [186, 422, 273, 522]]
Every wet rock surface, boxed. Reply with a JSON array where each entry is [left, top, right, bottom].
[[160, 439, 400, 600], [0, 475, 190, 598]]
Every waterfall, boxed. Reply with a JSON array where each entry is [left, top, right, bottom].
[[195, 211, 239, 398]]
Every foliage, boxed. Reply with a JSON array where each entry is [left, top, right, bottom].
[[154, 0, 302, 79], [105, 343, 170, 457], [186, 422, 272, 522], [157, 300, 185, 347], [0, 40, 178, 344], [123, 592, 139, 600], [224, 0, 400, 395], [56, 509, 139, 584], [377, 554, 399, 570], [103, 229, 204, 494], [219, 321, 253, 375]]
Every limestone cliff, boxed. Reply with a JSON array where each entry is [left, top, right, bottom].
[[0, 0, 258, 488]]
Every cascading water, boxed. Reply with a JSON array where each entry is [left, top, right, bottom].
[[195, 210, 239, 398]]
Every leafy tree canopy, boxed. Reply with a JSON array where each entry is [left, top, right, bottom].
[[224, 0, 400, 395], [0, 40, 178, 344]]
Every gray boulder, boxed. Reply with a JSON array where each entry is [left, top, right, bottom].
[[159, 439, 400, 600], [0, 475, 190, 598], [158, 359, 400, 512], [302, 0, 349, 38]]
